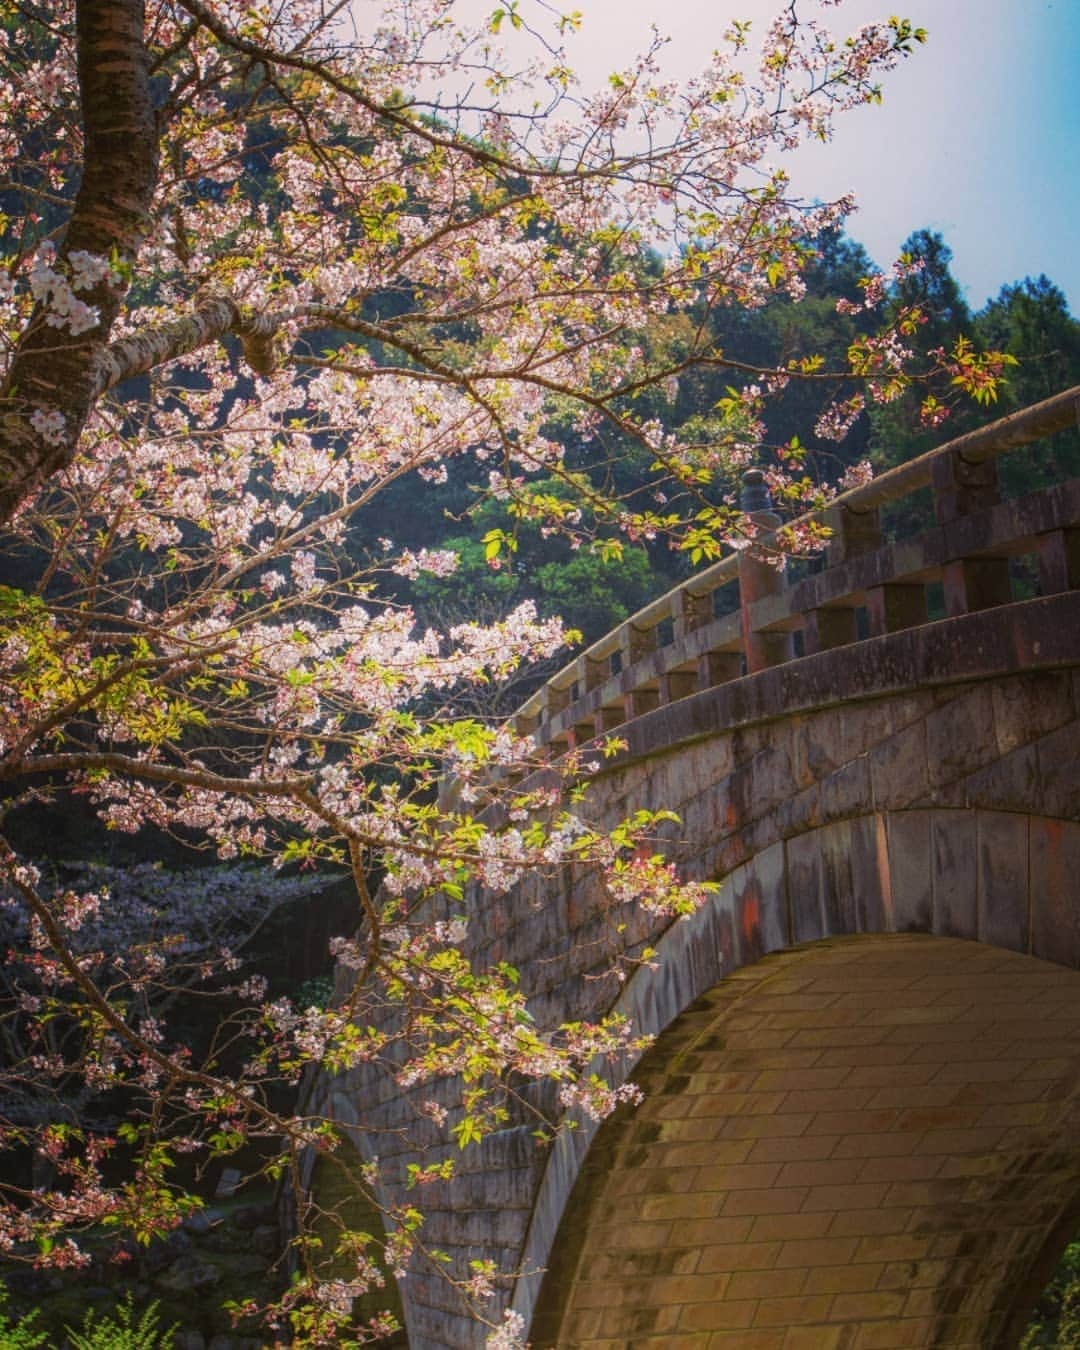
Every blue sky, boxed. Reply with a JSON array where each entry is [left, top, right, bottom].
[[543, 0, 1080, 311]]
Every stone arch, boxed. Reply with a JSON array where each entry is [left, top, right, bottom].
[[322, 624, 1080, 1344], [510, 810, 1080, 1335], [526, 934, 1080, 1348]]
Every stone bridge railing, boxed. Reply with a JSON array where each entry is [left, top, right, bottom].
[[318, 386, 1080, 1349], [512, 386, 1080, 755]]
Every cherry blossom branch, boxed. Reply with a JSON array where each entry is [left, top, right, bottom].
[[0, 752, 314, 798]]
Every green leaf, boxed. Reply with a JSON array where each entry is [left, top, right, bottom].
[[452, 1115, 484, 1148]]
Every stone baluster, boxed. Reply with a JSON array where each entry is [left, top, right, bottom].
[[851, 497, 926, 636], [584, 652, 611, 698], [593, 703, 626, 734], [699, 648, 744, 686], [621, 621, 660, 719], [1037, 527, 1080, 596], [803, 604, 857, 653], [437, 774, 462, 814], [660, 668, 697, 705], [865, 582, 927, 637], [805, 503, 882, 652], [672, 585, 712, 641], [1037, 397, 1080, 594], [825, 501, 883, 567], [575, 651, 620, 738], [502, 709, 541, 787], [932, 449, 1011, 616], [540, 681, 573, 748], [738, 470, 794, 673], [667, 587, 734, 697], [514, 710, 539, 741]]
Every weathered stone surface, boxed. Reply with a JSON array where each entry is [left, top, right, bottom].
[[155, 1252, 222, 1293], [992, 671, 1075, 755], [1031, 816, 1080, 968], [976, 809, 1029, 952], [869, 714, 930, 810], [317, 593, 1080, 1348], [930, 811, 978, 940], [1037, 723, 1080, 819], [885, 809, 933, 933], [786, 830, 826, 945], [924, 685, 996, 787]]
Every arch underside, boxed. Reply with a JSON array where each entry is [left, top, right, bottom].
[[531, 934, 1080, 1349]]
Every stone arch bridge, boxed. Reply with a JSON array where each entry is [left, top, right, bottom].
[[315, 387, 1080, 1348]]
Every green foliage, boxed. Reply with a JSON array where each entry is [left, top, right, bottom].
[[65, 1295, 177, 1350], [296, 973, 335, 1008], [392, 228, 1080, 690], [866, 229, 978, 472], [412, 486, 671, 648], [1023, 1241, 1080, 1348], [0, 1286, 46, 1350], [976, 274, 1080, 497], [865, 232, 1080, 551], [532, 549, 660, 641]]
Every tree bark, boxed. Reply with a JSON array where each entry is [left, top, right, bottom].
[[0, 0, 158, 524]]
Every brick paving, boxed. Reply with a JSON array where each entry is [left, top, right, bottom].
[[534, 935, 1080, 1348]]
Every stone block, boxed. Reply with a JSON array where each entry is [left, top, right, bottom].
[[774, 1236, 859, 1269], [752, 1293, 836, 1326], [797, 708, 845, 782], [828, 1290, 908, 1322], [1036, 722, 1080, 818], [832, 702, 890, 765], [958, 742, 1039, 815], [931, 811, 978, 940], [701, 833, 752, 884], [819, 820, 855, 936], [745, 840, 790, 954], [976, 810, 1029, 953], [992, 672, 1075, 755], [867, 582, 927, 637], [747, 740, 800, 817], [700, 772, 738, 841], [820, 756, 873, 824], [869, 718, 930, 811], [683, 733, 736, 794], [778, 782, 823, 839], [942, 556, 1011, 617], [884, 810, 933, 933], [1031, 817, 1080, 969], [924, 685, 996, 788], [932, 449, 1001, 524], [679, 1298, 759, 1331], [1037, 525, 1080, 595], [848, 813, 888, 934], [785, 831, 826, 945]]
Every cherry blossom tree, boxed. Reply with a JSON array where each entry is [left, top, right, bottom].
[[0, 861, 326, 1135], [0, 0, 1014, 1343]]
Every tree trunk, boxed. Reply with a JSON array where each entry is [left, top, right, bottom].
[[0, 0, 158, 524]]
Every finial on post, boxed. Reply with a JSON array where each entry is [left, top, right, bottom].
[[740, 468, 773, 515]]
